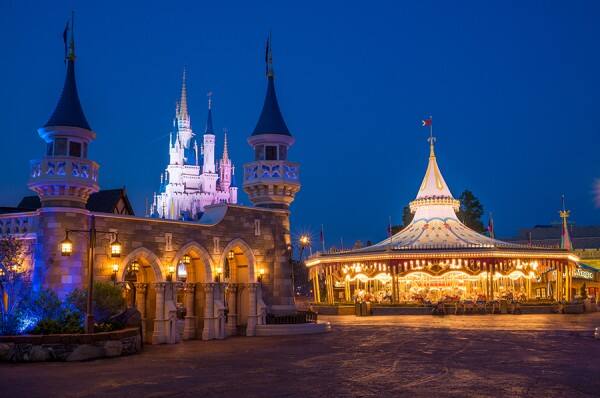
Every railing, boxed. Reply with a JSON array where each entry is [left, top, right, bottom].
[[265, 310, 317, 324], [30, 157, 99, 185], [243, 160, 300, 184], [0, 214, 38, 237]]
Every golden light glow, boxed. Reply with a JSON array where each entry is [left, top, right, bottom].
[[216, 266, 223, 275], [227, 250, 235, 260], [168, 264, 175, 275], [60, 237, 73, 256], [130, 260, 140, 272], [182, 254, 191, 265], [112, 263, 119, 273], [300, 235, 310, 247], [110, 238, 122, 258]]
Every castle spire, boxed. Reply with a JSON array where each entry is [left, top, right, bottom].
[[45, 13, 90, 130], [178, 68, 189, 120], [252, 35, 290, 136], [205, 92, 214, 134], [222, 128, 229, 160]]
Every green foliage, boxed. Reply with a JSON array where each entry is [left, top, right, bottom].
[[31, 310, 83, 335], [391, 206, 414, 235], [457, 190, 485, 233], [66, 281, 125, 323]]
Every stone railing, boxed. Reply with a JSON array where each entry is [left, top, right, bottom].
[[243, 160, 300, 184], [0, 327, 142, 362], [0, 214, 38, 237], [30, 157, 99, 185]]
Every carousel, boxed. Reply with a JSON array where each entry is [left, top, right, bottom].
[[306, 137, 579, 311]]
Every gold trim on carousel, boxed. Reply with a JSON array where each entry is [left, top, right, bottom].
[[409, 197, 460, 212]]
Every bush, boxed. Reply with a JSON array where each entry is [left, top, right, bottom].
[[31, 310, 83, 335], [66, 282, 125, 323]]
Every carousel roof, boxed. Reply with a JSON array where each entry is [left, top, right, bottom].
[[318, 137, 569, 259]]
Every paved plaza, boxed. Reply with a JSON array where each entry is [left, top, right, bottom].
[[2, 314, 600, 398]]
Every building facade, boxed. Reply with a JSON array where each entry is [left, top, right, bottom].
[[0, 32, 300, 343], [150, 72, 237, 220]]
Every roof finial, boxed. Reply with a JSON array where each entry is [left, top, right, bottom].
[[68, 11, 75, 61], [559, 194, 573, 250], [422, 116, 435, 157], [207, 91, 213, 110], [265, 32, 274, 78]]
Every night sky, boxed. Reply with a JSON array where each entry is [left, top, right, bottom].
[[2, 1, 600, 247]]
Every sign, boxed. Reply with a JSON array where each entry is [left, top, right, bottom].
[[574, 267, 594, 280]]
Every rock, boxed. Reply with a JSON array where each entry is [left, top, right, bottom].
[[0, 343, 15, 361], [66, 344, 104, 362], [29, 346, 50, 362], [103, 340, 123, 357]]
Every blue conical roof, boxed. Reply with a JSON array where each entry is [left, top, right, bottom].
[[44, 59, 91, 130], [252, 76, 290, 136], [205, 108, 214, 134]]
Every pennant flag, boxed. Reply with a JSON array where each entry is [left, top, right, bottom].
[[487, 213, 495, 240], [320, 224, 325, 252], [63, 21, 69, 62], [422, 117, 432, 127]]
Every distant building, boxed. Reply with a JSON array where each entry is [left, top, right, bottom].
[[506, 225, 600, 298], [150, 72, 237, 220]]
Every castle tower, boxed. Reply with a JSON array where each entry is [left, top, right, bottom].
[[28, 21, 99, 208], [201, 94, 218, 193], [243, 36, 301, 209], [219, 130, 232, 191]]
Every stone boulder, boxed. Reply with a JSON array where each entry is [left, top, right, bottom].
[[66, 344, 104, 362]]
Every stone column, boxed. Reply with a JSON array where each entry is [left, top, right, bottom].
[[183, 283, 196, 340], [246, 283, 258, 337], [226, 284, 238, 336], [134, 283, 148, 341], [152, 282, 167, 344], [202, 283, 215, 340]]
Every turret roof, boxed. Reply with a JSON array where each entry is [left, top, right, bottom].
[[252, 76, 290, 136]]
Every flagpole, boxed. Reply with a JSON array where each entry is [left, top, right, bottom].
[[321, 224, 325, 253]]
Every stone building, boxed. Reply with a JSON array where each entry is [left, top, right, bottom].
[[0, 31, 301, 343]]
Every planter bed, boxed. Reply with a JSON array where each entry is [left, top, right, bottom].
[[0, 327, 142, 362]]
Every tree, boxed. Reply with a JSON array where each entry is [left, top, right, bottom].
[[66, 282, 125, 323], [391, 206, 414, 235], [0, 237, 30, 335], [457, 190, 485, 233]]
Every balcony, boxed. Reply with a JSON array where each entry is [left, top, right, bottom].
[[243, 160, 300, 184], [29, 157, 99, 186]]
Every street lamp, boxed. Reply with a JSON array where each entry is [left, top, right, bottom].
[[215, 266, 223, 283], [182, 254, 191, 265], [257, 267, 265, 283], [167, 264, 175, 282], [130, 260, 140, 273], [227, 250, 235, 260], [111, 263, 119, 284], [59, 215, 122, 333]]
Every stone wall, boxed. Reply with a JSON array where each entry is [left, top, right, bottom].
[[0, 328, 142, 362]]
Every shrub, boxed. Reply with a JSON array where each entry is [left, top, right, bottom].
[[31, 310, 83, 335], [66, 282, 125, 323]]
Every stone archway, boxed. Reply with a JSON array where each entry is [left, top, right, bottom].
[[220, 239, 260, 337], [172, 242, 215, 340], [118, 247, 165, 344]]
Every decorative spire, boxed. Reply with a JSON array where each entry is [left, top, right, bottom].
[[44, 13, 90, 130], [252, 35, 291, 136], [178, 68, 189, 120], [222, 128, 229, 160], [560, 195, 573, 251], [205, 92, 214, 134]]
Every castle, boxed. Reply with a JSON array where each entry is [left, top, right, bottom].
[[150, 72, 238, 220], [0, 28, 301, 343]]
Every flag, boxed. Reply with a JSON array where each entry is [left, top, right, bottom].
[[422, 117, 432, 127], [388, 216, 393, 237], [320, 224, 325, 252], [487, 213, 495, 240], [63, 21, 69, 62], [265, 35, 271, 76]]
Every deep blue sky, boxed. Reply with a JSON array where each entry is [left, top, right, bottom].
[[2, 1, 600, 247]]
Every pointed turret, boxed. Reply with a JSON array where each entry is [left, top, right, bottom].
[[244, 35, 300, 209], [29, 17, 99, 208], [205, 92, 214, 134], [178, 68, 189, 121], [176, 69, 193, 147], [252, 36, 290, 136], [222, 130, 229, 160], [409, 136, 460, 219]]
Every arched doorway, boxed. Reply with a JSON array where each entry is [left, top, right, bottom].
[[173, 242, 214, 340], [220, 239, 260, 336], [119, 248, 164, 344]]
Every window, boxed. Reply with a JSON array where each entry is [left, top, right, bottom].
[[83, 142, 88, 158], [69, 141, 82, 157], [46, 142, 53, 156], [54, 138, 67, 156], [278, 145, 287, 160], [255, 145, 265, 161], [254, 219, 261, 236], [265, 145, 277, 160]]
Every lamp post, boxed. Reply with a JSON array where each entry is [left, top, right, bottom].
[[292, 235, 311, 297], [60, 215, 122, 333]]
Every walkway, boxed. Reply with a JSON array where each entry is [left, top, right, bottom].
[[2, 313, 599, 397]]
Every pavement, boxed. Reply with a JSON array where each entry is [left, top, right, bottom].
[[2, 313, 600, 398]]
